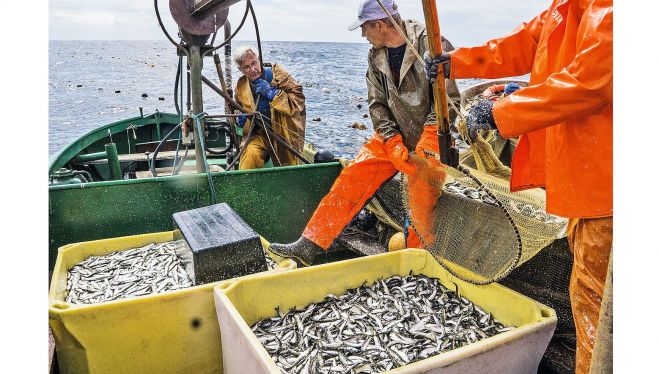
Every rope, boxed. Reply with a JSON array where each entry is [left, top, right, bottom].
[[374, 0, 424, 62], [255, 101, 283, 166], [373, 0, 465, 122], [201, 0, 251, 58], [153, 0, 188, 57], [191, 112, 218, 204]]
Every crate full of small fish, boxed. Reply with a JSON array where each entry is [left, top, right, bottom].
[[251, 274, 513, 373], [65, 241, 194, 304], [214, 249, 557, 374], [64, 239, 279, 305], [49, 231, 296, 374]]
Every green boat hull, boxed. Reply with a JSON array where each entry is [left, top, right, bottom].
[[48, 111, 342, 270], [49, 163, 341, 270]]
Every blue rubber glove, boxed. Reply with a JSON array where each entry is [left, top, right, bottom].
[[255, 78, 279, 101], [423, 51, 451, 84], [504, 83, 521, 96], [466, 99, 497, 141], [236, 114, 247, 128]]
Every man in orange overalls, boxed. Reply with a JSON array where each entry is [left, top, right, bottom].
[[270, 0, 460, 266], [425, 0, 612, 372]]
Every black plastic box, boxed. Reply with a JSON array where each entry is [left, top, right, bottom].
[[173, 203, 267, 284]]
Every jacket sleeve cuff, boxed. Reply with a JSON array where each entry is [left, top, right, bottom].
[[492, 99, 514, 139], [449, 53, 462, 79], [269, 89, 285, 108]]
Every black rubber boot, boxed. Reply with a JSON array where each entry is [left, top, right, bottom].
[[269, 236, 324, 267]]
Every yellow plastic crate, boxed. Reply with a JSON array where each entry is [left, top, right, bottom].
[[48, 231, 295, 374], [214, 249, 557, 374]]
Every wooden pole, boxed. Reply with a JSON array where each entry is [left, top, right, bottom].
[[421, 0, 458, 166]]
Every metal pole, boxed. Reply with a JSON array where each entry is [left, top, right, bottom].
[[224, 20, 233, 92], [189, 45, 207, 173], [421, 0, 458, 167], [213, 53, 239, 154], [105, 143, 122, 180]]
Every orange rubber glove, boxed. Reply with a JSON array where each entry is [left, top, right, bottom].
[[415, 125, 440, 159], [384, 134, 415, 175]]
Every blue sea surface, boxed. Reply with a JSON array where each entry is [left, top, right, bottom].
[[49, 40, 485, 158]]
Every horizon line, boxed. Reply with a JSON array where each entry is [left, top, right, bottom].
[[49, 39, 370, 44]]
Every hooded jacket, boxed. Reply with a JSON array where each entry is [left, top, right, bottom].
[[235, 63, 306, 166]]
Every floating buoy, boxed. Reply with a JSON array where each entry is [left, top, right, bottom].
[[115, 90, 121, 93], [388, 232, 405, 252], [76, 84, 82, 88]]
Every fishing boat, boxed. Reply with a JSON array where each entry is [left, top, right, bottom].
[[48, 0, 579, 373]]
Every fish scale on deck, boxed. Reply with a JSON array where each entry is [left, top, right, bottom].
[[251, 274, 514, 374]]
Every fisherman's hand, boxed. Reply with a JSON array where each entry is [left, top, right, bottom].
[[423, 51, 451, 84], [466, 99, 497, 141], [415, 125, 440, 158], [236, 114, 247, 128], [255, 78, 279, 101], [384, 134, 416, 175]]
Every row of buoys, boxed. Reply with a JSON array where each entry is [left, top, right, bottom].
[[141, 93, 165, 100], [351, 122, 367, 130], [69, 86, 164, 100]]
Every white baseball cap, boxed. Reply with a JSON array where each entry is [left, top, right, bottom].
[[348, 0, 399, 31]]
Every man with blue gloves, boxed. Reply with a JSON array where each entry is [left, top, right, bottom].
[[233, 45, 307, 169]]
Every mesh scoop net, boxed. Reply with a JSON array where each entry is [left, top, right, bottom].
[[399, 133, 566, 285]]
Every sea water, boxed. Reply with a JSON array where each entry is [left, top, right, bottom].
[[49, 40, 487, 158]]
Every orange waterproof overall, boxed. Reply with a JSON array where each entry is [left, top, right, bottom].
[[302, 20, 457, 252], [450, 0, 613, 372], [302, 134, 441, 250]]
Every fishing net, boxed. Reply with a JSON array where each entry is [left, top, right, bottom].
[[393, 82, 568, 285]]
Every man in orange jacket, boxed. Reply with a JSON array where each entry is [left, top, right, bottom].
[[425, 0, 612, 372]]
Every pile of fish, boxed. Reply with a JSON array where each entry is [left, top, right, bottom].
[[508, 200, 565, 225], [66, 241, 193, 304], [444, 182, 564, 225], [252, 274, 513, 373], [443, 181, 497, 206]]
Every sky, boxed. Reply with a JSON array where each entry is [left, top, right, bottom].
[[49, 0, 548, 47]]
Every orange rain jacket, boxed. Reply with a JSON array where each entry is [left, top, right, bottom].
[[450, 0, 612, 218]]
